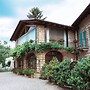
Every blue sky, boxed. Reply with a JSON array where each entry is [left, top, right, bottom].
[[0, 0, 89, 48], [0, 0, 61, 17]]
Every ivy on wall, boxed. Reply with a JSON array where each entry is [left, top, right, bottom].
[[11, 42, 75, 57]]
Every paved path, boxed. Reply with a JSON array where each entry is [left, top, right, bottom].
[[0, 72, 63, 90]]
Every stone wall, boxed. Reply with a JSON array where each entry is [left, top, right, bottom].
[[78, 14, 90, 58], [59, 49, 75, 60]]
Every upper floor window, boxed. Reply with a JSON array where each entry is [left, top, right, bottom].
[[17, 26, 36, 45], [79, 30, 87, 48]]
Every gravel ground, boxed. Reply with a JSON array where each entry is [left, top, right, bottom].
[[0, 72, 64, 90]]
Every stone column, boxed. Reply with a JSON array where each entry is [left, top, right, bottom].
[[37, 25, 45, 43], [15, 60, 18, 68], [23, 57, 27, 69], [68, 30, 75, 47], [35, 53, 45, 78], [15, 59, 18, 68]]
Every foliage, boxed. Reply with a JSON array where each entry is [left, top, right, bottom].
[[45, 57, 59, 80], [67, 58, 90, 89], [22, 69, 29, 75], [29, 69, 35, 75], [11, 42, 35, 57], [64, 47, 75, 52], [12, 68, 35, 75], [27, 7, 46, 20], [40, 57, 90, 90], [35, 42, 61, 53], [0, 41, 11, 67], [0, 68, 11, 72], [40, 63, 47, 79], [53, 59, 71, 85], [11, 42, 75, 57]]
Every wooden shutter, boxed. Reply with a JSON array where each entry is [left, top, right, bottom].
[[79, 32, 83, 47], [83, 31, 87, 47]]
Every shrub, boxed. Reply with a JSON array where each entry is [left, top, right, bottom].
[[45, 57, 59, 81], [67, 58, 90, 89], [0, 68, 10, 72], [22, 69, 29, 75], [40, 63, 47, 79], [29, 69, 35, 75], [53, 59, 71, 85]]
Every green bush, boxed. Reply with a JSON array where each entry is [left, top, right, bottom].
[[45, 57, 59, 81], [12, 68, 35, 76], [29, 69, 35, 75], [0, 68, 10, 72], [67, 58, 90, 89], [40, 63, 47, 79], [22, 69, 29, 75], [53, 59, 71, 85]]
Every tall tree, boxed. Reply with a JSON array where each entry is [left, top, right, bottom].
[[27, 7, 46, 20], [0, 41, 11, 67]]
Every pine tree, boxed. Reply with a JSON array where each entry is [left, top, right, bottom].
[[27, 7, 46, 20]]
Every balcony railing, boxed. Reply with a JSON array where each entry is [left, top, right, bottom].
[[49, 39, 75, 47], [49, 39, 64, 45]]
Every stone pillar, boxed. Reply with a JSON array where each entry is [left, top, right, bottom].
[[35, 53, 45, 78], [37, 53, 45, 71], [37, 25, 45, 43], [23, 57, 27, 69], [14, 57, 18, 68], [68, 30, 75, 47]]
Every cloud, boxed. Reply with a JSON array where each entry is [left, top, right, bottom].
[[0, 18, 15, 38], [41, 0, 90, 25]]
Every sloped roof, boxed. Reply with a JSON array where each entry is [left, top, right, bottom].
[[10, 19, 72, 41], [72, 4, 90, 27]]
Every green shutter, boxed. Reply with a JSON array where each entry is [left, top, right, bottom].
[[79, 32, 83, 47], [83, 31, 87, 47]]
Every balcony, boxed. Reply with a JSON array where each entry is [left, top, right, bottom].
[[49, 38, 64, 45]]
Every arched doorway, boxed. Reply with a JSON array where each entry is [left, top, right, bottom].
[[26, 53, 36, 69], [45, 51, 63, 63]]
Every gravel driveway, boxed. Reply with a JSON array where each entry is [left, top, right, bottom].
[[0, 72, 64, 90]]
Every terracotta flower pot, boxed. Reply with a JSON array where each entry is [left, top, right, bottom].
[[31, 74, 34, 78]]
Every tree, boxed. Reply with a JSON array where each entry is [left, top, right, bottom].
[[0, 41, 11, 67], [27, 7, 46, 20]]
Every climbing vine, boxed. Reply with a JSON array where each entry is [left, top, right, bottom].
[[11, 42, 75, 57]]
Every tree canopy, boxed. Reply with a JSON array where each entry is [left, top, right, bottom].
[[0, 41, 11, 67], [27, 7, 46, 20]]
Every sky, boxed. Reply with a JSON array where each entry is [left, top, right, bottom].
[[0, 0, 90, 48]]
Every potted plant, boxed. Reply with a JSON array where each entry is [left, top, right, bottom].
[[30, 39, 34, 43], [58, 38, 64, 42], [27, 70, 32, 78], [30, 69, 35, 78], [23, 69, 28, 76]]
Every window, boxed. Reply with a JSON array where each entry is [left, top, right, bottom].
[[17, 26, 36, 45], [79, 30, 87, 48]]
